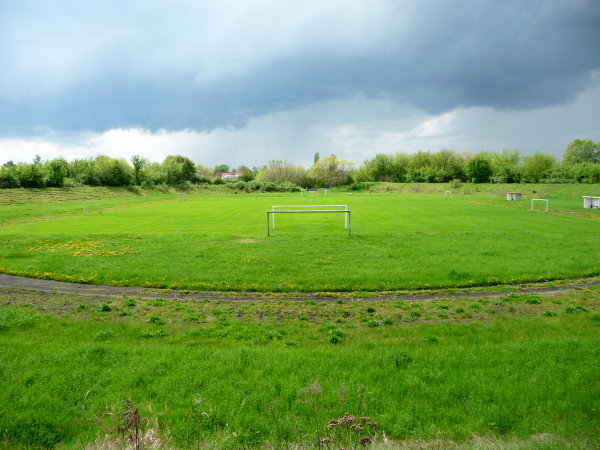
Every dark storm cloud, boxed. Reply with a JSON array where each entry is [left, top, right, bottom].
[[0, 0, 599, 134]]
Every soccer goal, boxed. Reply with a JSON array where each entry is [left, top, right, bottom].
[[530, 198, 549, 213], [81, 200, 101, 215], [444, 191, 452, 199], [300, 188, 327, 197], [267, 205, 351, 236]]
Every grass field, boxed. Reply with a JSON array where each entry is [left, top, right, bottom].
[[0, 286, 599, 448], [0, 184, 599, 291]]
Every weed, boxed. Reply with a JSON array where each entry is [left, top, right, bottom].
[[139, 329, 168, 338], [328, 328, 345, 344], [147, 315, 164, 324], [323, 414, 380, 448], [524, 295, 542, 304], [113, 399, 147, 450], [564, 305, 587, 313], [542, 311, 557, 317], [123, 298, 136, 307], [100, 304, 112, 312], [94, 330, 115, 342]]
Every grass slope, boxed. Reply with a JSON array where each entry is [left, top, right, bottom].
[[0, 287, 598, 448]]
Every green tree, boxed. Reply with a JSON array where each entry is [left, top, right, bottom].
[[563, 139, 600, 165], [522, 153, 556, 183], [45, 158, 68, 187], [258, 160, 306, 184], [17, 155, 47, 188], [163, 155, 195, 184], [93, 156, 133, 186], [213, 164, 230, 173], [490, 149, 521, 183], [131, 155, 149, 185], [311, 155, 353, 187], [68, 158, 96, 185], [0, 164, 20, 188], [194, 164, 213, 177], [466, 154, 493, 183], [236, 165, 255, 182]]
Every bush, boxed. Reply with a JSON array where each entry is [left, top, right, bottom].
[[348, 182, 375, 191]]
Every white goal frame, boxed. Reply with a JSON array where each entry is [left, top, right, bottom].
[[267, 209, 352, 236], [300, 188, 327, 197], [81, 200, 101, 215], [271, 205, 348, 229], [530, 198, 549, 213], [444, 191, 452, 199]]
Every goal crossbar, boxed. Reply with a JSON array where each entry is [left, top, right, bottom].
[[81, 200, 101, 215], [530, 198, 549, 213], [266, 210, 351, 236], [271, 205, 348, 229], [300, 188, 327, 196]]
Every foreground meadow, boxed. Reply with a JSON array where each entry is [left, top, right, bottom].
[[0, 184, 599, 291], [0, 286, 599, 448]]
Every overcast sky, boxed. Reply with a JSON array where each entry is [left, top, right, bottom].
[[1, 0, 599, 168]]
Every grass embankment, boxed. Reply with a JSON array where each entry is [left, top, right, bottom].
[[0, 185, 598, 291], [0, 287, 599, 448]]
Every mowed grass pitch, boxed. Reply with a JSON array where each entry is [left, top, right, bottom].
[[0, 190, 599, 291]]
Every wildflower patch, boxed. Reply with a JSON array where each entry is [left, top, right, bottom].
[[27, 240, 137, 257]]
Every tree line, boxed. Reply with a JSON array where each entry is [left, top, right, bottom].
[[1, 139, 599, 190]]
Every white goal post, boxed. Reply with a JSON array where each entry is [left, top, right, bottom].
[[267, 206, 351, 236], [271, 205, 348, 229], [300, 188, 327, 197], [444, 191, 452, 199], [81, 200, 101, 215], [530, 198, 549, 213]]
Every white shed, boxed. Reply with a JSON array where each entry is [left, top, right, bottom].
[[582, 196, 600, 209], [506, 192, 522, 201]]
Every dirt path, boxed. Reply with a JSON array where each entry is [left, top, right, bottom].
[[0, 273, 597, 302]]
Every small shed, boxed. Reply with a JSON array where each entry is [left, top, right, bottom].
[[582, 196, 600, 209], [506, 192, 522, 201]]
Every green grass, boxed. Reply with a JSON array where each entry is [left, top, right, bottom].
[[0, 287, 598, 448], [0, 185, 598, 291]]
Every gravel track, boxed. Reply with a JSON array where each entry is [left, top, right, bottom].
[[0, 273, 597, 302]]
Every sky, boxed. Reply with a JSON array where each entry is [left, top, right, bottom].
[[1, 0, 599, 168]]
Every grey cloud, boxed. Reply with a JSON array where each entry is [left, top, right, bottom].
[[0, 0, 599, 135]]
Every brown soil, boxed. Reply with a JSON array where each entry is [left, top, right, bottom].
[[0, 273, 597, 303]]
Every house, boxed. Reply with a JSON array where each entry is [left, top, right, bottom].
[[213, 172, 240, 180]]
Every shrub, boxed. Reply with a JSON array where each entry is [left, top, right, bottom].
[[564, 305, 587, 313]]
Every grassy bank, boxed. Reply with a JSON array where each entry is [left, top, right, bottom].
[[0, 286, 599, 448]]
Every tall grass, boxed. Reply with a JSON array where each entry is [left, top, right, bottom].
[[0, 288, 599, 448]]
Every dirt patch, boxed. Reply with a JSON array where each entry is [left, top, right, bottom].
[[0, 273, 598, 303], [236, 238, 257, 244]]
